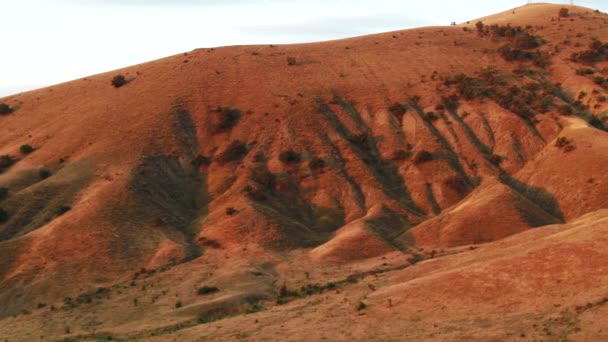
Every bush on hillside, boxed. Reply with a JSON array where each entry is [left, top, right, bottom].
[[0, 208, 9, 222], [279, 150, 301, 164], [216, 141, 248, 163], [111, 75, 127, 88], [197, 286, 219, 295], [215, 107, 242, 132], [20, 144, 34, 154], [559, 8, 569, 18], [413, 150, 433, 164], [0, 155, 16, 172], [0, 103, 14, 115], [388, 102, 406, 120], [308, 157, 326, 170]]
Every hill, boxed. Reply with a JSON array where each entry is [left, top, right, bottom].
[[0, 3, 607, 340]]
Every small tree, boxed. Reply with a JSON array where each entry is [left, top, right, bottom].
[[20, 144, 34, 154], [0, 103, 14, 115], [39, 168, 52, 179], [111, 75, 127, 88], [308, 157, 326, 170], [0, 208, 9, 223], [559, 8, 569, 18], [279, 150, 301, 164], [197, 286, 219, 295], [0, 155, 16, 171]]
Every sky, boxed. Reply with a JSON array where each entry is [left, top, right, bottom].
[[1, 0, 606, 97]]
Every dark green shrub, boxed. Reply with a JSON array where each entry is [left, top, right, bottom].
[[175, 301, 182, 308], [0, 155, 16, 172], [489, 154, 504, 166], [0, 187, 7, 200], [251, 168, 275, 189], [0, 208, 9, 222], [216, 141, 248, 163], [192, 155, 211, 167], [197, 286, 219, 295], [391, 149, 412, 161], [594, 76, 606, 86], [425, 112, 440, 122], [388, 102, 406, 120], [570, 39, 608, 63], [279, 150, 301, 164], [356, 302, 367, 311], [348, 133, 369, 147], [111, 75, 127, 88], [576, 68, 596, 75], [308, 157, 326, 170], [39, 169, 52, 179], [559, 8, 569, 18], [225, 207, 237, 216], [20, 144, 34, 154], [215, 107, 242, 132], [56, 206, 71, 216], [0, 103, 14, 115], [413, 150, 433, 164]]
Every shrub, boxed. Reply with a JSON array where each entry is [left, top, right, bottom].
[[555, 136, 571, 148], [558, 104, 573, 115], [348, 133, 369, 148], [279, 150, 301, 164], [0, 208, 9, 222], [39, 169, 52, 179], [0, 103, 14, 115], [20, 144, 34, 154], [197, 286, 219, 295], [0, 155, 16, 172], [554, 136, 576, 152], [413, 150, 433, 164], [308, 157, 326, 170], [56, 206, 71, 216], [216, 141, 248, 163], [251, 167, 275, 189], [215, 107, 242, 132], [576, 68, 596, 75], [0, 187, 7, 200], [489, 154, 504, 166], [356, 302, 367, 311], [175, 301, 182, 308], [425, 111, 440, 122], [225, 207, 237, 216], [191, 155, 211, 167], [111, 75, 127, 88], [559, 8, 569, 18], [570, 39, 608, 64], [391, 149, 412, 161], [388, 102, 406, 120], [287, 57, 297, 66], [594, 76, 606, 86]]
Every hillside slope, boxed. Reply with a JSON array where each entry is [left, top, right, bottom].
[[0, 3, 607, 340]]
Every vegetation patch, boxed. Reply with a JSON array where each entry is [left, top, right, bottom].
[[216, 141, 249, 164], [279, 150, 301, 164], [111, 75, 127, 88], [198, 286, 219, 295], [0, 155, 17, 173], [0, 103, 15, 115], [213, 107, 242, 133], [571, 39, 608, 64]]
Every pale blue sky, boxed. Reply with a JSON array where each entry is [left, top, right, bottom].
[[1, 0, 606, 96]]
